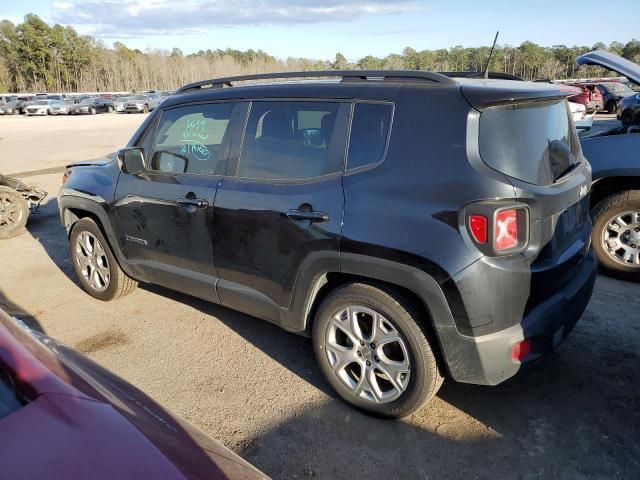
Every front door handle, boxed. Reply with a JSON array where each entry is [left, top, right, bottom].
[[177, 197, 209, 208], [286, 209, 329, 223]]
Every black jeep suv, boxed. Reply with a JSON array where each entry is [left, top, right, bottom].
[[59, 71, 596, 417]]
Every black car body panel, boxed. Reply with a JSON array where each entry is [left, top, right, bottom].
[[60, 73, 596, 386], [581, 133, 640, 181]]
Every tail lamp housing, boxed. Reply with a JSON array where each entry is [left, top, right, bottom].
[[464, 202, 529, 256]]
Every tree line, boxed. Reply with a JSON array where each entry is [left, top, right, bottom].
[[1, 14, 639, 93]]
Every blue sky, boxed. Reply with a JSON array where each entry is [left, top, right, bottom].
[[2, 0, 639, 61]]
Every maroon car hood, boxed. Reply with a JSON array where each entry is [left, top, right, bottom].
[[0, 311, 266, 479], [1, 395, 187, 479]]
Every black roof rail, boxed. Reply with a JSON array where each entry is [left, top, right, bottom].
[[440, 71, 525, 81], [175, 70, 457, 93]]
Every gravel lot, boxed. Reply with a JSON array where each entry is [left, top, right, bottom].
[[0, 113, 638, 479]]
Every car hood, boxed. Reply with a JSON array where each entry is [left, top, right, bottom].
[[576, 50, 640, 86], [0, 310, 267, 480], [66, 155, 116, 169]]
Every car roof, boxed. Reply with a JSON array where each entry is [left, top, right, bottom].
[[163, 71, 572, 111]]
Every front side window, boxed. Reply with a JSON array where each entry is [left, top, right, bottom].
[[347, 102, 393, 170], [149, 103, 234, 175], [238, 101, 339, 180]]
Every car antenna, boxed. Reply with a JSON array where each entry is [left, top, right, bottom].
[[483, 31, 500, 79]]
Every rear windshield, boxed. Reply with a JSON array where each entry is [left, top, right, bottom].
[[479, 100, 581, 185]]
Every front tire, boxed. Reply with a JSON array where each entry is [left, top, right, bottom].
[[621, 110, 635, 127], [0, 186, 29, 239], [89, 107, 96, 115], [312, 283, 443, 418], [592, 191, 640, 280], [69, 218, 138, 300]]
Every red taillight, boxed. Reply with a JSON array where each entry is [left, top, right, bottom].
[[495, 209, 518, 251], [469, 215, 488, 244], [512, 339, 531, 361]]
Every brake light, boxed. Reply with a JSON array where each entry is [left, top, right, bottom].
[[469, 215, 488, 244], [495, 209, 518, 251], [512, 339, 531, 362], [465, 203, 528, 255]]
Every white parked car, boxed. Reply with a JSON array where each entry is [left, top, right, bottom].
[[569, 101, 587, 122], [113, 96, 130, 112], [25, 100, 60, 116], [125, 94, 157, 113], [50, 100, 74, 115]]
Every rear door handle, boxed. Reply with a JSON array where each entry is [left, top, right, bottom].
[[177, 197, 209, 208], [286, 209, 329, 223]]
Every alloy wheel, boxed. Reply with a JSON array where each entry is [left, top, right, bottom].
[[325, 306, 411, 404], [601, 211, 640, 267], [75, 231, 111, 291]]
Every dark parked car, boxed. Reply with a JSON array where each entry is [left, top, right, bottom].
[[71, 97, 114, 115], [60, 70, 596, 418], [567, 82, 604, 111], [0, 309, 266, 479], [592, 81, 636, 114], [0, 100, 21, 115], [577, 51, 640, 279], [617, 91, 640, 127]]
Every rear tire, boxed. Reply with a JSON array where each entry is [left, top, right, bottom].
[[312, 282, 443, 418], [0, 186, 29, 239], [592, 191, 640, 280], [69, 218, 138, 300], [605, 100, 617, 114]]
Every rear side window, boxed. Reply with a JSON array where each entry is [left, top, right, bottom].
[[150, 103, 234, 175], [347, 102, 393, 170], [479, 100, 581, 185], [238, 101, 339, 180]]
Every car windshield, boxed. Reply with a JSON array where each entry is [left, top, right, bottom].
[[602, 82, 633, 94], [115, 97, 129, 102], [80, 98, 95, 105], [34, 100, 49, 105], [130, 95, 147, 100]]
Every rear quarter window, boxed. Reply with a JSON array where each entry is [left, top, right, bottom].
[[479, 100, 582, 185], [347, 102, 393, 170]]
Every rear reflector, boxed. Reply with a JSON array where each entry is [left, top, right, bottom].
[[495, 209, 518, 251], [512, 339, 531, 361], [469, 215, 488, 244]]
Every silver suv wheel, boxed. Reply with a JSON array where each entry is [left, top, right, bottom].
[[325, 306, 411, 404], [75, 231, 111, 291], [601, 211, 640, 267]]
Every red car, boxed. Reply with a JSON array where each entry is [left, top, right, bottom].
[[567, 83, 604, 111], [0, 309, 267, 480]]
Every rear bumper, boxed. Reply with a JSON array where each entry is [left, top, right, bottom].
[[438, 248, 596, 385]]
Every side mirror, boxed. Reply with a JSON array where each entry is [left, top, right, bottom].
[[151, 150, 189, 174], [118, 148, 145, 174]]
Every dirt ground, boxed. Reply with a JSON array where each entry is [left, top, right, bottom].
[[0, 113, 638, 479]]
